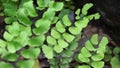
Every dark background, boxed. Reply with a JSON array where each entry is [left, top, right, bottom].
[[74, 0, 120, 45]]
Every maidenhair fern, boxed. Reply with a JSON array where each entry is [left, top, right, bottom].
[[0, 0, 64, 68], [0, 0, 102, 68], [75, 34, 108, 68], [42, 3, 100, 68], [104, 46, 120, 68]]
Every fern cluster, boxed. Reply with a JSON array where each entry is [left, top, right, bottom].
[[0, 0, 110, 68]]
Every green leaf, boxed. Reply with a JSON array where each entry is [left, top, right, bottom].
[[5, 17, 16, 24], [60, 64, 69, 68], [62, 15, 71, 26], [16, 8, 32, 25], [81, 47, 91, 57], [82, 3, 93, 15], [28, 35, 45, 47], [69, 41, 78, 51], [92, 61, 104, 68], [0, 48, 6, 55], [11, 0, 18, 2], [98, 37, 108, 47], [76, 65, 90, 68], [0, 39, 6, 47], [7, 42, 16, 53], [3, 3, 17, 16], [87, 14, 94, 20], [69, 26, 81, 35], [21, 48, 40, 59], [104, 54, 112, 62], [23, 0, 37, 17], [37, 0, 49, 10], [97, 37, 108, 53], [58, 39, 68, 48], [77, 54, 90, 63], [85, 40, 96, 51], [75, 9, 80, 16], [62, 50, 73, 57], [35, 19, 50, 27], [75, 17, 89, 29], [33, 19, 50, 35], [17, 60, 35, 68], [7, 41, 22, 52], [55, 21, 65, 33], [50, 2, 64, 11], [15, 31, 30, 45], [97, 47, 106, 54], [15, 27, 31, 44], [6, 22, 20, 36], [63, 33, 75, 43], [60, 57, 72, 64], [110, 56, 120, 68], [105, 46, 112, 54], [42, 8, 55, 21], [87, 13, 100, 20], [7, 42, 22, 53], [21, 26, 31, 36], [54, 45, 63, 53], [93, 13, 100, 20], [47, 36, 57, 45], [2, 53, 18, 61], [51, 28, 61, 39], [51, 17, 58, 24], [50, 65, 59, 68], [0, 62, 13, 68], [113, 47, 120, 55], [90, 34, 98, 45], [75, 16, 80, 20], [48, 58, 58, 65], [91, 53, 104, 61], [3, 31, 14, 41], [18, 24, 26, 31], [42, 45, 53, 59], [58, 9, 70, 19]]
